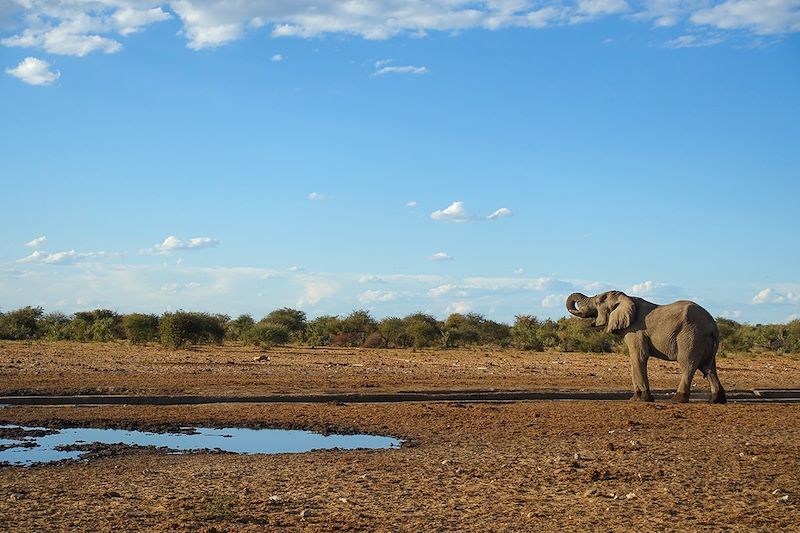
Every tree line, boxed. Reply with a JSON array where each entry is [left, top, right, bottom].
[[0, 305, 798, 354]]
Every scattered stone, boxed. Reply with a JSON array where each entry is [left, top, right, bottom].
[[625, 492, 636, 500], [772, 489, 782, 495], [9, 493, 26, 501], [338, 497, 348, 503], [300, 509, 309, 518], [778, 495, 790, 504], [254, 355, 270, 362], [104, 491, 121, 498], [268, 495, 282, 503]]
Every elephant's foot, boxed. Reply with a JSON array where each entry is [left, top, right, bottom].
[[671, 392, 690, 403], [710, 389, 727, 404], [630, 390, 654, 402]]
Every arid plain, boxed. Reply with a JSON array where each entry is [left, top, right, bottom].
[[1, 342, 799, 531]]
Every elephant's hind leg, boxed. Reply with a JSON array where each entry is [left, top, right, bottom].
[[701, 359, 727, 404], [672, 359, 699, 403]]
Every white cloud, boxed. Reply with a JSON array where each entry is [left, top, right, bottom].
[[752, 287, 800, 305], [629, 280, 666, 295], [18, 249, 121, 265], [431, 201, 513, 223], [578, 0, 630, 16], [26, 236, 47, 248], [541, 294, 563, 308], [514, 268, 524, 274], [271, 53, 283, 61], [431, 201, 473, 223], [1, 0, 797, 62], [486, 207, 512, 220], [447, 301, 472, 314], [287, 265, 304, 272], [5, 57, 60, 85], [663, 34, 724, 48], [112, 7, 172, 35], [427, 284, 458, 298], [297, 277, 340, 307], [358, 289, 398, 303], [358, 275, 387, 284], [406, 200, 417, 207], [691, 0, 800, 35], [143, 235, 221, 254], [308, 191, 328, 200], [373, 64, 429, 76], [429, 252, 455, 262]]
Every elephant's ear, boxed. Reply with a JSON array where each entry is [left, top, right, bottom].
[[607, 293, 635, 333]]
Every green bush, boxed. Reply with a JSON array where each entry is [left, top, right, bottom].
[[159, 311, 226, 349], [377, 317, 407, 348], [244, 322, 290, 347], [402, 313, 442, 348], [122, 313, 159, 344], [261, 308, 306, 342], [38, 312, 72, 341], [225, 314, 255, 341], [0, 306, 43, 340], [305, 315, 342, 346], [340, 310, 377, 346]]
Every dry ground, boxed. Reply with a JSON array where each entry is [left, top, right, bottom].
[[1, 342, 799, 531], [2, 341, 799, 396]]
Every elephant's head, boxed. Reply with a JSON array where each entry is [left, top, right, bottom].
[[566, 291, 636, 333]]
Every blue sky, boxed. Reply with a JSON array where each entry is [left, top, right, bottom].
[[1, 1, 799, 323]]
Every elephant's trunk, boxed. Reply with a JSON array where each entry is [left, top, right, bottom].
[[566, 292, 594, 318]]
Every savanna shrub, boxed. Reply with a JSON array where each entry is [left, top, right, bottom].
[[159, 311, 226, 349], [122, 313, 159, 344], [0, 306, 43, 340], [244, 322, 290, 347]]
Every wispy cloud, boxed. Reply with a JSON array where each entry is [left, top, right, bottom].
[[431, 201, 512, 223], [373, 64, 429, 76], [18, 249, 122, 265], [271, 53, 283, 62], [358, 289, 398, 303], [429, 252, 455, 262], [663, 34, 724, 48], [308, 191, 329, 201], [142, 235, 221, 255], [1, 0, 796, 64], [6, 57, 60, 85], [25, 236, 47, 248], [752, 287, 800, 305]]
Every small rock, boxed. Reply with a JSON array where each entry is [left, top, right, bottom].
[[625, 492, 636, 500], [269, 495, 282, 503], [9, 493, 26, 501], [300, 509, 309, 518], [254, 355, 270, 362], [778, 495, 790, 504], [338, 497, 348, 503], [772, 489, 782, 495], [583, 488, 599, 497]]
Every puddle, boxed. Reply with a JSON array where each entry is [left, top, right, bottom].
[[0, 425, 402, 466]]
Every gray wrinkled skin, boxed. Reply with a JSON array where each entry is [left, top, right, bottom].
[[566, 291, 726, 403]]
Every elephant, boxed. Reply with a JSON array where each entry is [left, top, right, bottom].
[[566, 291, 726, 403]]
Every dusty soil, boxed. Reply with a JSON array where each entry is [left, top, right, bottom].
[[2, 341, 799, 396], [1, 342, 798, 531]]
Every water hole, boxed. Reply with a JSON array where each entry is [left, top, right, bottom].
[[0, 425, 402, 466]]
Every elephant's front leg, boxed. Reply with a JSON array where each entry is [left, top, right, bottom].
[[624, 332, 653, 402]]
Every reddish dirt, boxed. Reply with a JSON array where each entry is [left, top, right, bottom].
[[1, 341, 798, 396], [0, 342, 798, 531]]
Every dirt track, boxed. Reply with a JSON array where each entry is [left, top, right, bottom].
[[1, 342, 799, 531]]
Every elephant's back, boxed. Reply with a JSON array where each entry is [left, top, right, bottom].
[[653, 300, 717, 335]]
